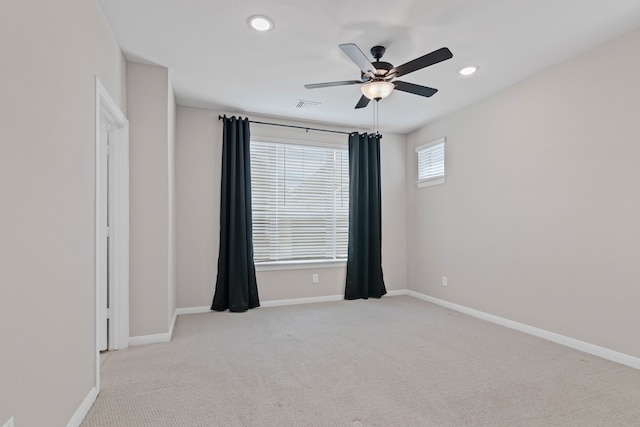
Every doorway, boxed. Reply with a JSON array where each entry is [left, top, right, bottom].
[[95, 77, 129, 393]]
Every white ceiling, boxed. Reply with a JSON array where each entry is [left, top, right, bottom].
[[99, 0, 640, 134]]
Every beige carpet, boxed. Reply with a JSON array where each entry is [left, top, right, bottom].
[[82, 296, 640, 426]]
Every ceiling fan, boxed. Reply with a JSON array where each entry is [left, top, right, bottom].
[[305, 43, 453, 109]]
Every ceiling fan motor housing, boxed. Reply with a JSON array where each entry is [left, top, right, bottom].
[[369, 46, 394, 77], [361, 61, 393, 80]]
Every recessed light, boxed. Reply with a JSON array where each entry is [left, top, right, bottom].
[[248, 15, 273, 32], [459, 65, 479, 76]]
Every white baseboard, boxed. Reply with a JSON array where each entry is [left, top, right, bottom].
[[129, 309, 178, 346], [261, 289, 406, 307], [407, 290, 640, 370], [168, 309, 177, 340], [66, 387, 97, 427], [261, 294, 343, 307], [176, 306, 211, 315], [128, 333, 170, 346], [174, 291, 407, 315]]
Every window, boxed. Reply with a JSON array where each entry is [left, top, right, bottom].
[[250, 139, 349, 264], [416, 137, 446, 187]]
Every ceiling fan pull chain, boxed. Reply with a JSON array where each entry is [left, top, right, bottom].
[[374, 99, 379, 134], [372, 99, 376, 133]]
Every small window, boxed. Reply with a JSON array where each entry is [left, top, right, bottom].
[[416, 137, 445, 187]]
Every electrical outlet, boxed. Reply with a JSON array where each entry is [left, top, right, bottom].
[[442, 276, 448, 286], [312, 273, 319, 283], [3, 416, 14, 427]]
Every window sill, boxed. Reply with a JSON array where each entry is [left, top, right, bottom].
[[255, 259, 347, 272], [417, 176, 445, 188]]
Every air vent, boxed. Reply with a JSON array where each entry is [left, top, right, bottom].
[[294, 99, 321, 109]]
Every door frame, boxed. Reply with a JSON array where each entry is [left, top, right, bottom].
[[95, 77, 129, 392]]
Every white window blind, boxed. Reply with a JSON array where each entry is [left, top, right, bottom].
[[416, 137, 446, 187], [250, 139, 349, 263]]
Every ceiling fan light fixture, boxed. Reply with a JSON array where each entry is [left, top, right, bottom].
[[248, 15, 273, 32], [361, 81, 394, 100], [459, 65, 478, 76]]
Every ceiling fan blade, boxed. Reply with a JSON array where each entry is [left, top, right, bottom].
[[355, 95, 370, 109], [339, 43, 377, 77], [305, 80, 362, 89], [391, 47, 453, 78], [394, 81, 438, 97]]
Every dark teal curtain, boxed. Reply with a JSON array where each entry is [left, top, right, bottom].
[[345, 132, 386, 299], [211, 116, 260, 312]]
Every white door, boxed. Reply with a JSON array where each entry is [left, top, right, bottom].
[[98, 122, 110, 351], [95, 77, 129, 392]]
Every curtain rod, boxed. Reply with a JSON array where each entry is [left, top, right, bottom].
[[217, 115, 353, 135]]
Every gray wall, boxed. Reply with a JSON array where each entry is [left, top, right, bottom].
[[127, 63, 177, 337], [406, 27, 640, 358], [176, 106, 407, 308], [0, 0, 126, 425]]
